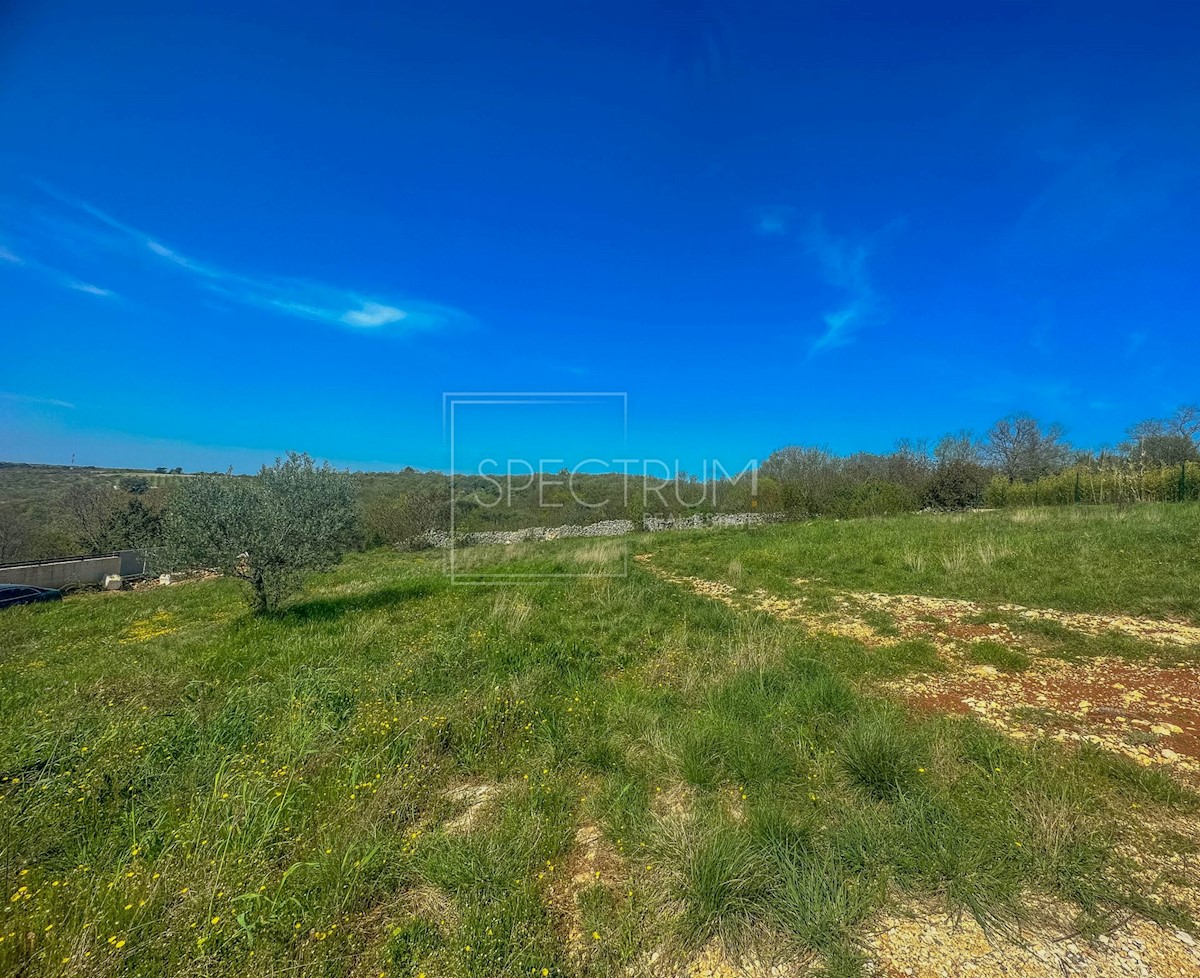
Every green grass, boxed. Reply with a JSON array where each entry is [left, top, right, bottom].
[[644, 502, 1200, 622], [1, 512, 1197, 977], [967, 640, 1032, 672]]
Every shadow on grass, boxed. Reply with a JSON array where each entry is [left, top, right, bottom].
[[275, 577, 445, 623]]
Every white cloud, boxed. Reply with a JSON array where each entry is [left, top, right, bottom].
[[0, 390, 75, 409], [753, 208, 901, 353], [752, 205, 794, 236], [341, 302, 408, 328], [16, 185, 472, 335], [67, 280, 115, 297], [146, 238, 216, 274], [261, 297, 408, 329], [803, 219, 885, 353], [812, 303, 866, 352], [0, 235, 115, 299]]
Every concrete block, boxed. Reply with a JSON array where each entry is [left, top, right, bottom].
[[103, 575, 123, 591]]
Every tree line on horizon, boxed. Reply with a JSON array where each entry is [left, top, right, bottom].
[[1, 404, 1197, 566], [760, 403, 1200, 516]]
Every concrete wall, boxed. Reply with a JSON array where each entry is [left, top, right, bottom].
[[0, 553, 123, 589], [118, 550, 148, 577]]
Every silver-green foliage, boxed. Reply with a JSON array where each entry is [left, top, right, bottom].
[[166, 451, 358, 612]]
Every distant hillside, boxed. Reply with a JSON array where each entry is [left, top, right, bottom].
[[0, 461, 762, 564]]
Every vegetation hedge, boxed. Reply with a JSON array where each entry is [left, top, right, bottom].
[[985, 462, 1200, 508]]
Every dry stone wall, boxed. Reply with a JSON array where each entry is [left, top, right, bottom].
[[413, 512, 782, 549]]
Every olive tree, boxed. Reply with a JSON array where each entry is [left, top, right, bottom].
[[166, 452, 358, 613]]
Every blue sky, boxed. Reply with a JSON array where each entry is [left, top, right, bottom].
[[1, 1, 1198, 473]]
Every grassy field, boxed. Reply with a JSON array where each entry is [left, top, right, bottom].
[[645, 504, 1200, 622], [2, 505, 1198, 977]]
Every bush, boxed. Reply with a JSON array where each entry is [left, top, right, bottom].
[[923, 461, 989, 510], [166, 452, 358, 613], [118, 475, 152, 495], [362, 486, 450, 548], [101, 496, 165, 553], [829, 480, 919, 519]]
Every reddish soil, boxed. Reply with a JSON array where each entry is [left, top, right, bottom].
[[898, 659, 1200, 778]]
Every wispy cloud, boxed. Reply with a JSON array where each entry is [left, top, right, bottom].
[[66, 280, 115, 297], [0, 390, 75, 409], [751, 205, 794, 236], [802, 218, 899, 354], [0, 237, 117, 299], [1009, 142, 1190, 257], [754, 207, 901, 354], [8, 184, 471, 335]]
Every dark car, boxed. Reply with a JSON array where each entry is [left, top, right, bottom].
[[0, 584, 63, 610]]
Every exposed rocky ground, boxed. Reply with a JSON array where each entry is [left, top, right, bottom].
[[896, 658, 1200, 780], [636, 556, 1200, 781], [637, 553, 1200, 978], [657, 915, 1200, 978]]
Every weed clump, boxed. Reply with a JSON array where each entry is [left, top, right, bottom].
[[840, 711, 927, 802]]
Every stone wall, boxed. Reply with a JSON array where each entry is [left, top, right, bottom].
[[412, 512, 782, 550]]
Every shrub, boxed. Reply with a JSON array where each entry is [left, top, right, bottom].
[[984, 462, 1200, 507], [101, 496, 165, 553], [832, 480, 919, 519], [362, 486, 450, 548], [924, 460, 989, 510], [118, 475, 152, 495]]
